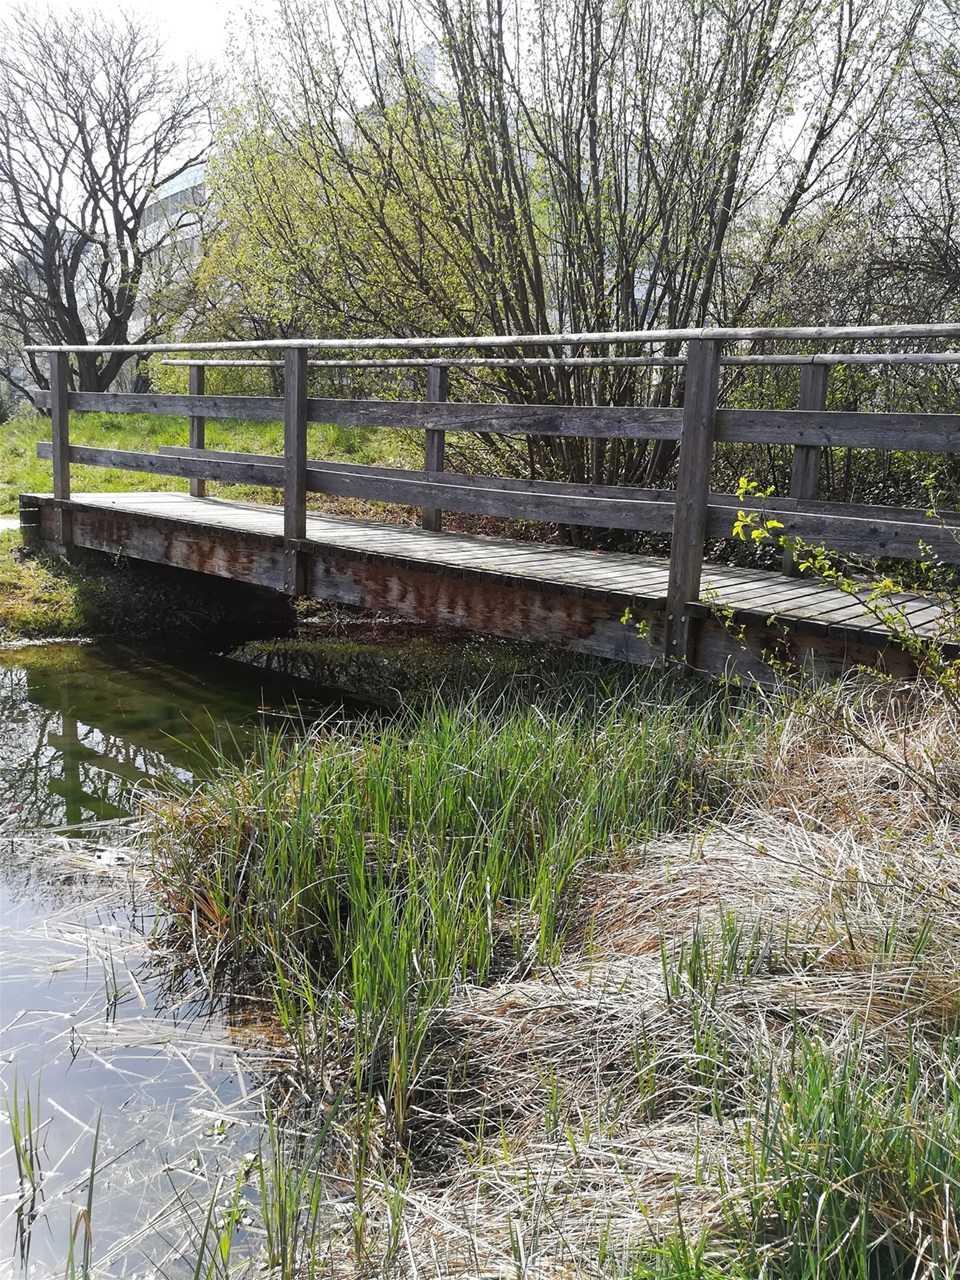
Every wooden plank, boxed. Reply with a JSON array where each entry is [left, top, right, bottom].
[[33, 390, 285, 422], [37, 441, 285, 487], [49, 442, 681, 532], [284, 349, 309, 594], [716, 408, 960, 451], [189, 364, 206, 499], [760, 492, 960, 525], [33, 389, 685, 439], [422, 365, 448, 531], [703, 503, 960, 564], [783, 364, 827, 575], [162, 446, 960, 542], [159, 445, 682, 508], [307, 399, 684, 439], [29, 388, 960, 450], [707, 584, 846, 621], [49, 351, 72, 549], [664, 338, 722, 663], [163, 450, 960, 535]]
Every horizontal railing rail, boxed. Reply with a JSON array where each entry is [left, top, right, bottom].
[[22, 321, 960, 354], [31, 390, 960, 452], [34, 440, 960, 566], [27, 324, 960, 665]]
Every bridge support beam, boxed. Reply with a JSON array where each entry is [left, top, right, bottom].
[[782, 363, 828, 576], [422, 365, 448, 531], [188, 363, 206, 499], [50, 350, 73, 552], [664, 337, 722, 667], [284, 347, 309, 595]]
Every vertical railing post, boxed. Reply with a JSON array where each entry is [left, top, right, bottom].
[[188, 362, 206, 499], [663, 336, 722, 666], [782, 361, 828, 576], [50, 350, 72, 551], [284, 347, 308, 596], [422, 364, 448, 532]]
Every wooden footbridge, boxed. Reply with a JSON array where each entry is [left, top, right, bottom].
[[22, 324, 960, 682]]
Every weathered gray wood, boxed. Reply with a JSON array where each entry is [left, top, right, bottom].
[[303, 399, 683, 439], [43, 439, 958, 560], [32, 389, 685, 439], [30, 385, 960, 451], [49, 351, 72, 549], [422, 365, 448, 531], [706, 506, 960, 564], [31, 390, 284, 422], [174, 444, 958, 524], [664, 338, 722, 663], [718, 489, 960, 527], [37, 441, 285, 485], [284, 348, 309, 595], [158, 445, 678, 506], [716, 408, 960, 450], [783, 363, 828, 575], [21, 320, 960, 356], [188, 364, 206, 499], [32, 490, 951, 685]]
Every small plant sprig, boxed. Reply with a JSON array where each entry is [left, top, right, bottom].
[[731, 476, 785, 544]]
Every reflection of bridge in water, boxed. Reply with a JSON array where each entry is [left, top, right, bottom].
[[0, 647, 330, 829]]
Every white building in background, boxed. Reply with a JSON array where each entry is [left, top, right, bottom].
[[115, 163, 207, 389], [142, 163, 206, 243]]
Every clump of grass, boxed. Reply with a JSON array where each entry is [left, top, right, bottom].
[[150, 680, 765, 1137], [5, 1074, 45, 1271], [728, 1031, 960, 1279], [150, 670, 960, 1279], [0, 531, 91, 638], [764, 673, 960, 836]]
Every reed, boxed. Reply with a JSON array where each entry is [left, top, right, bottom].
[[5, 1075, 45, 1272]]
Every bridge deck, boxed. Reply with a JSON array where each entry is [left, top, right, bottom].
[[27, 491, 944, 671]]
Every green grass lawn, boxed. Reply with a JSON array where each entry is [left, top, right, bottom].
[[0, 405, 422, 516]]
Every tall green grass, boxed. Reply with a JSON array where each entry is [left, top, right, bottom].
[[151, 679, 767, 1135], [732, 1032, 960, 1279], [633, 1030, 960, 1280], [1, 406, 416, 515]]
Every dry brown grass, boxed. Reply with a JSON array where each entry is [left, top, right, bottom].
[[209, 679, 960, 1277]]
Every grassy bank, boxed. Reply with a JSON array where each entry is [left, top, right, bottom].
[[147, 669, 960, 1278]]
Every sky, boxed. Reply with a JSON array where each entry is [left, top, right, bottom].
[[0, 0, 253, 66]]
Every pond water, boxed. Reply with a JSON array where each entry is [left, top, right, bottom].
[[0, 643, 349, 1278]]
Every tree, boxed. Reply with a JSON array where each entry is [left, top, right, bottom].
[[0, 7, 214, 398], [200, 0, 927, 488]]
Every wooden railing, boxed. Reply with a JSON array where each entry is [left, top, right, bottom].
[[27, 325, 960, 664]]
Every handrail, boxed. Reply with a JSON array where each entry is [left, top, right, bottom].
[[23, 321, 960, 355], [158, 352, 960, 369]]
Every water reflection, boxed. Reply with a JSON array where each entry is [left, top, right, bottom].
[[0, 642, 345, 1278]]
